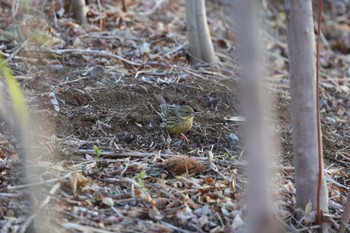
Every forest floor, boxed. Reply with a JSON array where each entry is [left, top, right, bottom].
[[0, 0, 349, 232]]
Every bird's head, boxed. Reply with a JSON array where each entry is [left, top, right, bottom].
[[178, 105, 195, 120]]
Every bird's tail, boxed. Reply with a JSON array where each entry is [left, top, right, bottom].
[[154, 94, 167, 105]]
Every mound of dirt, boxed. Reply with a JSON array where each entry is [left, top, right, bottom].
[[36, 67, 242, 156]]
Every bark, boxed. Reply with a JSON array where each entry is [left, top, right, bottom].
[[68, 0, 87, 25], [285, 0, 329, 229], [234, 1, 277, 232], [184, 0, 218, 64], [122, 0, 127, 12]]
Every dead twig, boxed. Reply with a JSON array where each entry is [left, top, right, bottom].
[[4, 40, 29, 63], [78, 149, 153, 158], [8, 173, 71, 190], [46, 49, 142, 66], [62, 223, 115, 233]]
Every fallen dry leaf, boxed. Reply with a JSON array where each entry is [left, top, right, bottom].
[[69, 172, 89, 195]]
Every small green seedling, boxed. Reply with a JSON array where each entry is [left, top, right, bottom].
[[136, 171, 147, 192], [93, 145, 102, 160]]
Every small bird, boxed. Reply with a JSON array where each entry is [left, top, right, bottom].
[[156, 95, 195, 144]]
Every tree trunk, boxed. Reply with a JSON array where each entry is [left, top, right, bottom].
[[68, 0, 87, 25], [234, 1, 277, 232], [184, 0, 218, 64], [122, 0, 127, 12], [285, 0, 329, 229]]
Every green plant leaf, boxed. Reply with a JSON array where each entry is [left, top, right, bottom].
[[0, 57, 29, 128]]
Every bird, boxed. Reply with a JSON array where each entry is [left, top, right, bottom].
[[155, 95, 195, 144]]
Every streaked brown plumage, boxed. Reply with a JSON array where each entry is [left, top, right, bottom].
[[156, 95, 194, 143]]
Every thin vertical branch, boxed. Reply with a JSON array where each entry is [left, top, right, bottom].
[[316, 0, 323, 227]]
